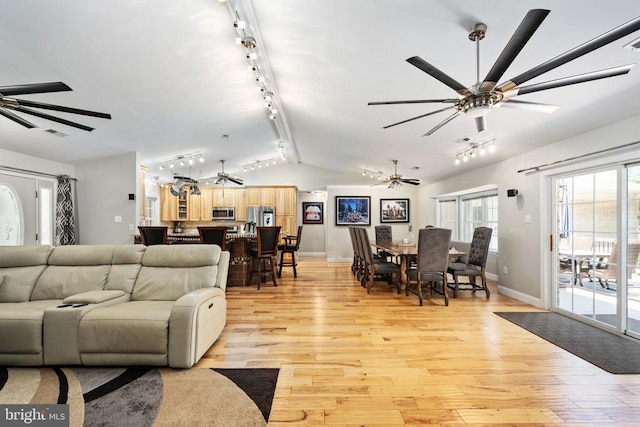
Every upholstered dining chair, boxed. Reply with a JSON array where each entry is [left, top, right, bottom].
[[374, 225, 394, 262], [278, 225, 303, 278], [406, 227, 452, 306], [359, 227, 401, 294], [447, 226, 492, 298], [138, 226, 168, 246], [249, 226, 281, 290], [197, 226, 228, 250], [349, 226, 360, 277]]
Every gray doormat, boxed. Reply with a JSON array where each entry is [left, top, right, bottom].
[[495, 311, 640, 374]]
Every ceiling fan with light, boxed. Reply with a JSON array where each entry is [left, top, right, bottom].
[[0, 81, 111, 131], [374, 160, 420, 189], [368, 9, 640, 136], [214, 160, 244, 186]]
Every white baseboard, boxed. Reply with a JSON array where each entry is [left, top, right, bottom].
[[497, 285, 542, 308], [486, 272, 498, 282]]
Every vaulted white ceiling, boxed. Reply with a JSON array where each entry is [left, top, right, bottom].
[[2, 0, 640, 186]]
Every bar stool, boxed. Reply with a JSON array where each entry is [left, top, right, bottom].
[[249, 226, 281, 290]]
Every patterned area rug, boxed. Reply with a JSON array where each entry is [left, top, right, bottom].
[[0, 367, 279, 426], [496, 311, 640, 374]]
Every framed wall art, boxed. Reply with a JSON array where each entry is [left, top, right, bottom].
[[302, 201, 324, 224], [335, 196, 370, 226], [380, 198, 409, 223]]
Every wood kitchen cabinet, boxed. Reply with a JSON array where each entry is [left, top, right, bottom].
[[276, 187, 297, 216], [260, 188, 276, 206], [212, 188, 235, 207], [200, 188, 213, 220], [188, 188, 201, 221], [160, 185, 178, 221], [234, 189, 247, 221], [245, 188, 261, 206]]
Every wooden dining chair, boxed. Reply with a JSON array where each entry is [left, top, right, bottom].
[[249, 226, 281, 290], [278, 225, 303, 278], [197, 226, 228, 250], [359, 227, 401, 294], [138, 226, 168, 246]]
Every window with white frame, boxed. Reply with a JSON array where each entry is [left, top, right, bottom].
[[437, 198, 457, 240], [436, 190, 498, 251]]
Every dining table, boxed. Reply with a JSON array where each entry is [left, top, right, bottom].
[[371, 240, 465, 284]]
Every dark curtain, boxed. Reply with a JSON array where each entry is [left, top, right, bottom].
[[55, 175, 76, 245]]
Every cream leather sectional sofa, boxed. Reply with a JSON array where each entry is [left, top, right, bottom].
[[0, 243, 229, 368]]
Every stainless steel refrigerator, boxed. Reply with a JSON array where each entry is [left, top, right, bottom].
[[246, 206, 276, 227]]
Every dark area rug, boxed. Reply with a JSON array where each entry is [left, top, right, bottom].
[[495, 311, 640, 374], [0, 367, 279, 426]]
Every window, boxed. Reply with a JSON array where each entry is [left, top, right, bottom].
[[437, 190, 498, 251], [437, 198, 457, 239]]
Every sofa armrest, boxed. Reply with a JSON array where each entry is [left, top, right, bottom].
[[168, 287, 226, 368], [63, 290, 126, 304], [215, 251, 230, 291]]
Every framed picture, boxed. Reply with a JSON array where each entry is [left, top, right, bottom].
[[336, 196, 370, 226], [380, 198, 409, 223], [302, 201, 324, 224]]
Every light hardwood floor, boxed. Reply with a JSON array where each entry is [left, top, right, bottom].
[[198, 257, 640, 426]]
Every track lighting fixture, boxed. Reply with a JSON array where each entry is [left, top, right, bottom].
[[362, 169, 386, 181], [242, 158, 279, 171], [454, 139, 496, 165], [158, 153, 205, 171]]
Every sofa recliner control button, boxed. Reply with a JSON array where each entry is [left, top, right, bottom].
[[208, 303, 213, 309]]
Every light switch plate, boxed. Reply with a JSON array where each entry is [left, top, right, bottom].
[[525, 215, 532, 224], [115, 216, 122, 223]]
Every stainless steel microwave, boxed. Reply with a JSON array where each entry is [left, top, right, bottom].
[[212, 207, 235, 220]]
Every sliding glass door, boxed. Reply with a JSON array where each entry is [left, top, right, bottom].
[[626, 165, 640, 338], [553, 169, 618, 327], [552, 164, 640, 339]]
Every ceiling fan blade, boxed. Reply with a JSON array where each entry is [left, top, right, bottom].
[[406, 56, 472, 96], [499, 99, 560, 113], [16, 106, 94, 131], [368, 99, 458, 106], [400, 179, 420, 185], [515, 64, 635, 96], [423, 111, 461, 136], [382, 106, 455, 129], [475, 116, 487, 133], [227, 177, 244, 185], [0, 108, 37, 128], [0, 82, 72, 96], [496, 15, 640, 92], [12, 98, 112, 119], [482, 9, 550, 90]]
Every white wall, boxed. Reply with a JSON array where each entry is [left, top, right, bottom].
[[75, 152, 140, 244], [418, 113, 640, 304], [326, 184, 420, 261], [0, 148, 74, 177]]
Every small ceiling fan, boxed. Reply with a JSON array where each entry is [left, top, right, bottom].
[[368, 9, 640, 136], [214, 160, 244, 186], [0, 81, 111, 131], [375, 160, 420, 189]]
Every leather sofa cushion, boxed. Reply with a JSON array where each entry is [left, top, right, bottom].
[[0, 246, 52, 303], [141, 244, 220, 268], [63, 290, 126, 304], [0, 266, 47, 303], [31, 265, 110, 300], [79, 301, 173, 354], [47, 245, 115, 266], [0, 300, 62, 353], [0, 245, 52, 267], [132, 265, 217, 301]]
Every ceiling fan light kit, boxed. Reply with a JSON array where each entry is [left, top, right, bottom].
[[368, 9, 640, 136], [370, 160, 421, 189]]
